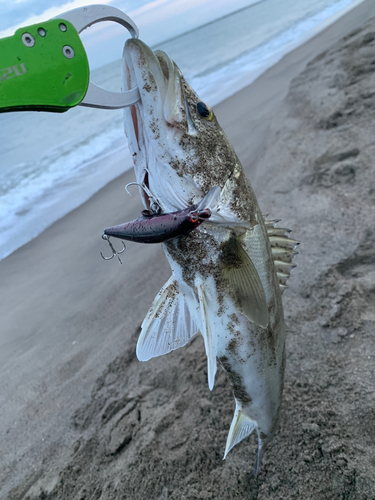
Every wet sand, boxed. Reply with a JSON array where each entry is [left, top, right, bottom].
[[1, 1, 375, 498]]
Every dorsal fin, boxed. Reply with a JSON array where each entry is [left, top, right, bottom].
[[263, 216, 299, 294]]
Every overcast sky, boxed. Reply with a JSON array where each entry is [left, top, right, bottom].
[[0, 0, 257, 68]]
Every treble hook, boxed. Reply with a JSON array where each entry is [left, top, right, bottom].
[[125, 181, 162, 213], [100, 234, 126, 264], [125, 182, 143, 196]]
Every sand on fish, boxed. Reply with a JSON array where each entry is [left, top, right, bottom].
[[1, 1, 375, 498]]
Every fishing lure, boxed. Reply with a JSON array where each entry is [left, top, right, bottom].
[[101, 186, 220, 245]]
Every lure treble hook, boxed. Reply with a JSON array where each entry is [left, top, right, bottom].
[[100, 234, 126, 264], [125, 182, 143, 196], [125, 181, 162, 213]]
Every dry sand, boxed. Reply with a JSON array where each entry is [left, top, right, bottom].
[[1, 1, 375, 498]]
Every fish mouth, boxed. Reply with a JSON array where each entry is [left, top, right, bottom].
[[122, 39, 197, 211], [123, 38, 186, 130]]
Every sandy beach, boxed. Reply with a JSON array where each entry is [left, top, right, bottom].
[[1, 0, 375, 498]]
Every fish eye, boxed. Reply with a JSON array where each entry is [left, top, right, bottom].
[[189, 212, 199, 223], [196, 101, 214, 121]]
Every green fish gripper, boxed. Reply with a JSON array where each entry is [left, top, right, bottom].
[[0, 18, 89, 113]]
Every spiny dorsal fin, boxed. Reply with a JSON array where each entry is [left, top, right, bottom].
[[276, 271, 289, 286], [263, 216, 299, 293]]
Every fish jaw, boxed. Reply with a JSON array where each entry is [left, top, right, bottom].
[[122, 38, 242, 217], [122, 38, 198, 212]]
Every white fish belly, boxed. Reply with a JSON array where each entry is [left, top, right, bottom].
[[216, 305, 286, 437]]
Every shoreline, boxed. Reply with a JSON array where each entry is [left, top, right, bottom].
[[0, 0, 372, 263], [1, 0, 375, 497], [215, 0, 375, 169]]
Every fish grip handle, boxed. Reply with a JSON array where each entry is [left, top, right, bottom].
[[0, 18, 89, 113]]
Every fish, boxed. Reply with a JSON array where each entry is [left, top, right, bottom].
[[121, 38, 298, 474]]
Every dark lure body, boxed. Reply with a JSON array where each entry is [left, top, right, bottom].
[[103, 206, 211, 244]]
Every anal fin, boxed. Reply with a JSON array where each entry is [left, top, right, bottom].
[[224, 400, 256, 459]]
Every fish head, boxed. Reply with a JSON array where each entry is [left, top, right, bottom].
[[122, 38, 238, 213]]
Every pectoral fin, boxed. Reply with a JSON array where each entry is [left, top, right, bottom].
[[196, 185, 221, 212], [137, 276, 198, 361], [221, 236, 269, 328]]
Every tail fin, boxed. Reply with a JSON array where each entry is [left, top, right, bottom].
[[253, 432, 268, 476], [223, 400, 256, 459]]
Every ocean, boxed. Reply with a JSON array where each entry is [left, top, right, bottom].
[[0, 0, 363, 260]]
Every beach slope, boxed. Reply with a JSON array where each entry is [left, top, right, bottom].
[[1, 1, 375, 498]]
